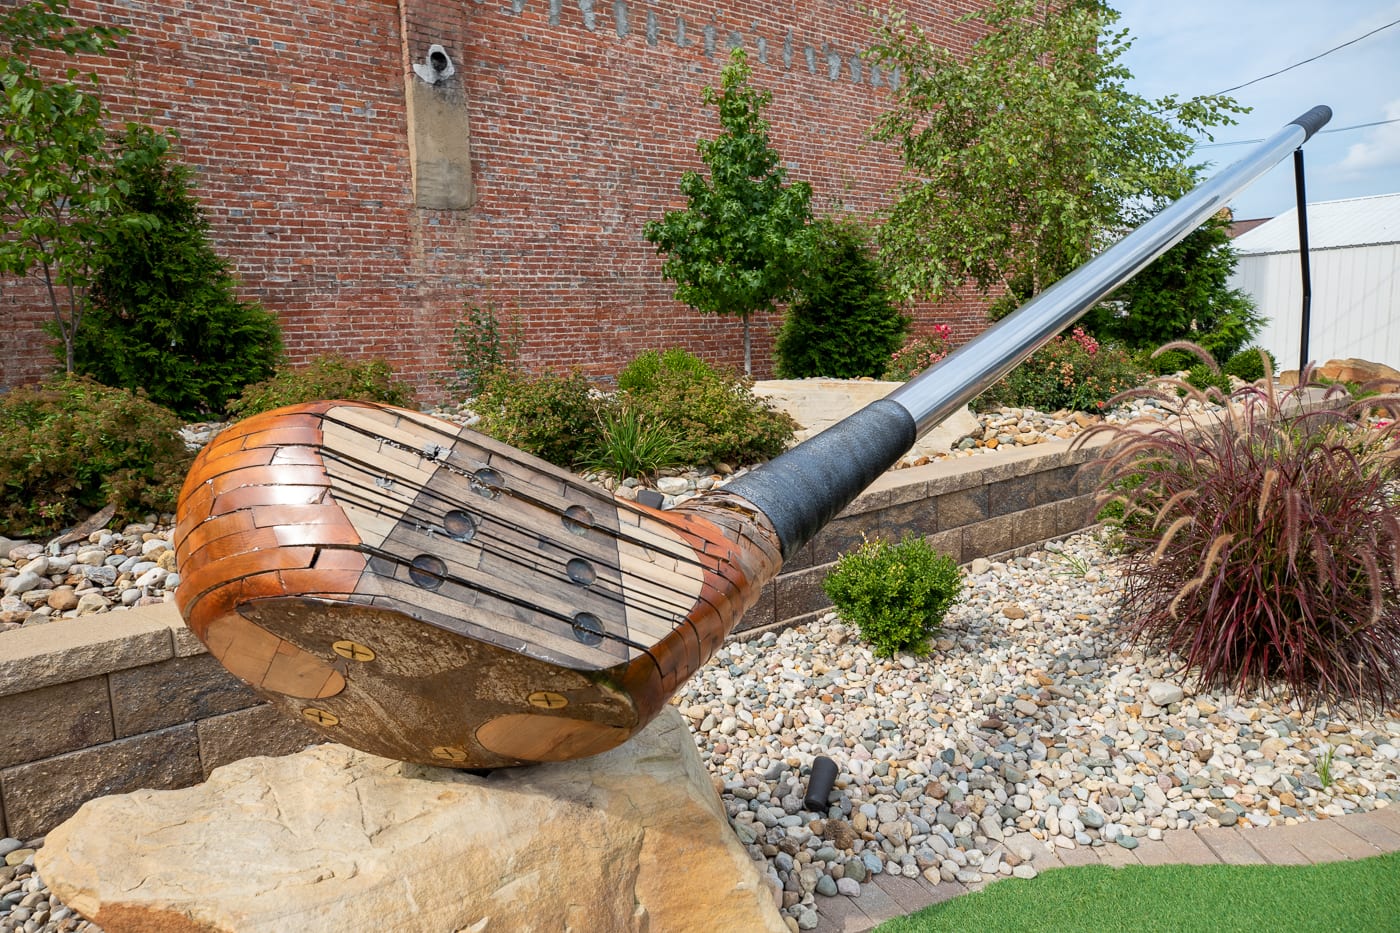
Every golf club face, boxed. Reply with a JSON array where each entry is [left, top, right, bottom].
[[173, 401, 781, 768]]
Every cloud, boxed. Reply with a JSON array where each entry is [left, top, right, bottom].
[[1337, 99, 1400, 177]]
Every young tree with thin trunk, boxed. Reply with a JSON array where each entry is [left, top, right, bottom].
[[644, 48, 813, 375], [0, 0, 158, 374]]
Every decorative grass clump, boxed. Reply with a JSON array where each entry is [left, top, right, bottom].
[[581, 405, 691, 481], [823, 535, 962, 658], [1082, 345, 1400, 711]]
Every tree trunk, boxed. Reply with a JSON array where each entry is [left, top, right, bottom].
[[742, 313, 751, 376]]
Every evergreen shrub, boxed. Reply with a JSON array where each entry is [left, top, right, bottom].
[[0, 376, 191, 537], [1223, 346, 1277, 384], [774, 216, 909, 379], [229, 355, 416, 419], [75, 130, 281, 418], [823, 535, 962, 658]]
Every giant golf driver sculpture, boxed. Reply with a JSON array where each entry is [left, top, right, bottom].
[[174, 109, 1331, 769]]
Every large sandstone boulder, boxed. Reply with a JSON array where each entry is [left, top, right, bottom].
[[754, 378, 979, 459], [37, 707, 784, 933]]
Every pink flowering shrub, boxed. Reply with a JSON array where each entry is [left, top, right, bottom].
[[979, 328, 1146, 413], [887, 325, 954, 380]]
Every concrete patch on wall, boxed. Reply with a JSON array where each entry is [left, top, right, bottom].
[[406, 45, 476, 210]]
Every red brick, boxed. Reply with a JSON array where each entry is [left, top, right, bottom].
[[2, 1, 996, 396]]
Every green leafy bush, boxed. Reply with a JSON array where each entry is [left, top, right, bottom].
[[1081, 360, 1400, 710], [1223, 346, 1276, 384], [1084, 211, 1263, 361], [1185, 361, 1231, 396], [443, 303, 520, 400], [73, 129, 281, 419], [0, 375, 192, 537], [472, 367, 602, 467], [886, 324, 954, 381], [773, 216, 909, 379], [581, 405, 692, 481], [823, 535, 962, 657], [618, 349, 796, 466], [616, 347, 717, 393], [979, 328, 1147, 413], [229, 355, 416, 419]]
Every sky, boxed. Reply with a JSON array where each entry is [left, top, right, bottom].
[[1113, 1, 1400, 220]]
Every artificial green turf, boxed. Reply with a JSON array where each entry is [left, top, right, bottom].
[[874, 852, 1400, 933]]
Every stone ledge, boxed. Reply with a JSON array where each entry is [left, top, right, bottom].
[[0, 434, 1100, 838], [0, 602, 187, 698]]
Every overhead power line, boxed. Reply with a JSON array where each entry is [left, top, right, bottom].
[[1210, 17, 1400, 97], [1194, 117, 1400, 150]]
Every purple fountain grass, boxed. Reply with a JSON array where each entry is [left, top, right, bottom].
[[1078, 345, 1400, 712]]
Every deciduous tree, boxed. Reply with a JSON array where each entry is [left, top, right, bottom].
[[644, 48, 813, 374], [866, 0, 1246, 308], [0, 0, 158, 373]]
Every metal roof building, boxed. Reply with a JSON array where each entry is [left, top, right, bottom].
[[1230, 192, 1400, 370]]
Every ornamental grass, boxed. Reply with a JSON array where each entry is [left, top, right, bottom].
[[1079, 345, 1400, 712]]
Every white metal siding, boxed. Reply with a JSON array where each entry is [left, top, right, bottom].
[[1233, 243, 1400, 371]]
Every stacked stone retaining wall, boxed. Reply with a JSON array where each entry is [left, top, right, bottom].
[[0, 438, 1104, 839]]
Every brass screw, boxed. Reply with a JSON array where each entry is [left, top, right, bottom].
[[332, 640, 376, 662], [432, 746, 468, 762], [528, 691, 568, 709], [301, 707, 340, 726]]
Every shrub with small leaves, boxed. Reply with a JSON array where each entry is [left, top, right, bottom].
[[1223, 346, 1276, 384], [887, 325, 954, 381], [0, 375, 192, 537], [228, 355, 416, 419], [618, 348, 796, 466], [616, 347, 717, 394], [980, 328, 1146, 413], [822, 535, 962, 657], [472, 366, 603, 467], [1081, 349, 1400, 711]]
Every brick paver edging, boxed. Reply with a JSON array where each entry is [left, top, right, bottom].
[[812, 806, 1400, 933]]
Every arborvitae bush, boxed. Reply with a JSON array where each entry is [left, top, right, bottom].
[[1084, 210, 1263, 362], [0, 376, 191, 537], [774, 216, 909, 379], [74, 131, 281, 419], [229, 355, 416, 419], [1081, 350, 1400, 711], [823, 535, 962, 657]]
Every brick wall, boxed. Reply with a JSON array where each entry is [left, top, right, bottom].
[[0, 0, 995, 397]]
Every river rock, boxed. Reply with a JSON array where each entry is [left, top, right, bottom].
[[37, 707, 784, 933]]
